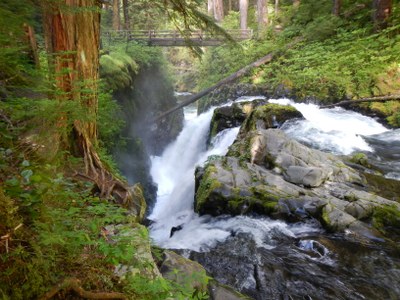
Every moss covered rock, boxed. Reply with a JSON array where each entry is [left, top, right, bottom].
[[240, 103, 304, 135], [195, 128, 400, 239], [100, 51, 138, 91], [209, 101, 261, 141]]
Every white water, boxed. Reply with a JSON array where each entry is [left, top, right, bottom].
[[270, 98, 388, 155], [149, 97, 395, 251]]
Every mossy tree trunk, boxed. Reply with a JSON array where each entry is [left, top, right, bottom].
[[42, 0, 135, 208]]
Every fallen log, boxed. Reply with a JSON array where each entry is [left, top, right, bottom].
[[153, 52, 274, 122], [320, 94, 400, 109]]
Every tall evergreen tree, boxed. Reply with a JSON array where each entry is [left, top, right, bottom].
[[42, 0, 134, 206]]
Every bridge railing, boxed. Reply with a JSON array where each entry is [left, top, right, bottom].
[[101, 29, 253, 46]]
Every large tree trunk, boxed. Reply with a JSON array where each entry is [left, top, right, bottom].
[[42, 0, 138, 211], [122, 0, 130, 30], [257, 0, 268, 32], [332, 0, 341, 16], [112, 0, 120, 30], [372, 0, 392, 30], [239, 0, 248, 31], [208, 0, 214, 16], [214, 0, 224, 22]]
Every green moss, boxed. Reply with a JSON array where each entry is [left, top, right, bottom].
[[242, 104, 303, 133], [320, 204, 335, 232], [372, 205, 400, 232], [349, 152, 370, 168], [194, 165, 222, 212], [364, 173, 400, 202], [100, 51, 139, 91]]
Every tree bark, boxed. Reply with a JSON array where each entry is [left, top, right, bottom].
[[320, 94, 400, 108], [214, 0, 224, 22], [332, 0, 341, 16], [122, 0, 130, 30], [42, 0, 137, 210], [372, 0, 392, 30], [275, 0, 279, 16], [239, 0, 248, 31], [112, 0, 120, 30], [257, 0, 268, 32], [293, 0, 300, 8], [24, 24, 40, 68]]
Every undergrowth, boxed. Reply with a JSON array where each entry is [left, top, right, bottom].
[[0, 103, 207, 299], [195, 1, 400, 127]]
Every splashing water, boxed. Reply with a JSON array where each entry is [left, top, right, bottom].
[[149, 98, 320, 251], [269, 98, 388, 155]]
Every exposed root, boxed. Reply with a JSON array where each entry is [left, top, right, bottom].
[[72, 124, 146, 221], [39, 278, 127, 300], [75, 123, 134, 208]]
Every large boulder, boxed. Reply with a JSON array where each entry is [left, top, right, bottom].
[[239, 103, 304, 137], [195, 128, 400, 238], [209, 100, 265, 141]]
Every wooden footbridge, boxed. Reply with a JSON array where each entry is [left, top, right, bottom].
[[101, 29, 253, 47]]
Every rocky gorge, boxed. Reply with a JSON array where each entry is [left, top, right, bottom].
[[195, 101, 400, 239], [149, 96, 400, 299]]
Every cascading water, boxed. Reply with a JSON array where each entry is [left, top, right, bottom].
[[149, 97, 318, 251], [270, 98, 388, 154], [149, 97, 400, 299]]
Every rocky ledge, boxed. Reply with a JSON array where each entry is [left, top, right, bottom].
[[194, 102, 400, 239]]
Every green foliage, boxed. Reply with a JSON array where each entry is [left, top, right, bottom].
[[196, 10, 400, 125], [100, 49, 139, 91], [97, 87, 125, 150], [0, 0, 37, 90], [0, 149, 195, 299]]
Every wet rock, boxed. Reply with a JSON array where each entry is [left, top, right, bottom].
[[239, 103, 303, 136], [284, 166, 326, 187], [209, 101, 265, 141], [195, 125, 400, 238], [208, 280, 253, 300]]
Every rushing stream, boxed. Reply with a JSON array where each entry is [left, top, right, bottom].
[[149, 97, 400, 299]]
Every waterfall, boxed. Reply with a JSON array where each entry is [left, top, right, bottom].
[[147, 97, 399, 299], [149, 97, 397, 251], [149, 98, 320, 251]]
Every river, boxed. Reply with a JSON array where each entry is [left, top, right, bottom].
[[148, 97, 400, 299]]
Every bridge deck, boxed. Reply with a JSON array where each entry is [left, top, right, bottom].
[[101, 29, 253, 47]]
